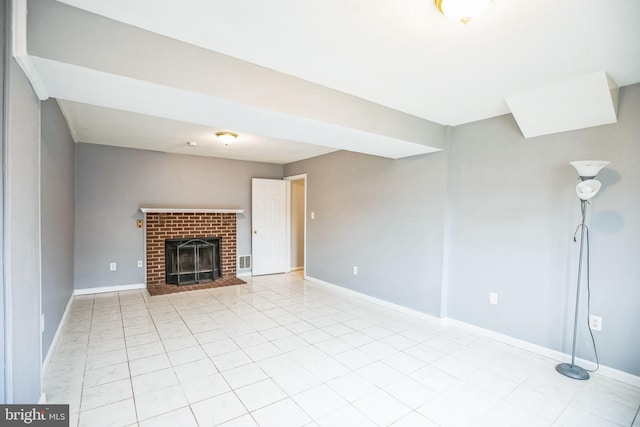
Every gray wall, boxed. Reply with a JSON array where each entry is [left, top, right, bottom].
[[41, 99, 75, 360], [282, 84, 639, 377], [284, 150, 449, 315], [447, 83, 640, 376], [3, 57, 42, 401], [290, 178, 305, 269], [74, 143, 283, 289]]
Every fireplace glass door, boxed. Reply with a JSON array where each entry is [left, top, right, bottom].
[[165, 238, 220, 285]]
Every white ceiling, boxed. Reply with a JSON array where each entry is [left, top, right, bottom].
[[17, 0, 640, 164], [58, 100, 338, 165]]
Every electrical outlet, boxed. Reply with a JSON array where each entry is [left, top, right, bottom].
[[137, 260, 143, 268], [353, 266, 358, 275], [110, 262, 117, 271], [589, 315, 602, 331], [489, 292, 498, 305]]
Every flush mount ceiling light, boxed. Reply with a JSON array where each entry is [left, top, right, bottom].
[[435, 0, 492, 24], [215, 131, 238, 146]]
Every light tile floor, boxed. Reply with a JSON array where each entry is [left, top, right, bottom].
[[44, 272, 640, 427]]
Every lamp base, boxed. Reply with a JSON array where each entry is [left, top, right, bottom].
[[556, 363, 590, 380]]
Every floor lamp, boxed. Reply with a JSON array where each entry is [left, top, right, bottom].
[[556, 160, 609, 380]]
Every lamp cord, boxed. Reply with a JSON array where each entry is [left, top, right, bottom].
[[573, 201, 600, 373]]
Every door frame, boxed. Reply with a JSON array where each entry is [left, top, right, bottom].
[[284, 174, 307, 275]]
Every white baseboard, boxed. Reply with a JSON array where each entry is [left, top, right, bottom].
[[305, 275, 444, 327], [42, 293, 74, 376], [447, 318, 640, 387], [237, 271, 252, 277], [303, 275, 640, 387], [73, 283, 146, 295], [38, 392, 46, 404]]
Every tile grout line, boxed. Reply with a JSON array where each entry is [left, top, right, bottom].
[[631, 403, 640, 427], [119, 290, 138, 427], [75, 294, 94, 427]]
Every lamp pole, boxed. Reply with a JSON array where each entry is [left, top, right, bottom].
[[556, 200, 590, 380]]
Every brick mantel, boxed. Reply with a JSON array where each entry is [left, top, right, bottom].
[[143, 211, 238, 288]]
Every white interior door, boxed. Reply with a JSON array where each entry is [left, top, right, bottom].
[[252, 178, 288, 276]]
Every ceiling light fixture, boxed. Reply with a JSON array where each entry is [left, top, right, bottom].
[[215, 131, 237, 146], [435, 0, 492, 25]]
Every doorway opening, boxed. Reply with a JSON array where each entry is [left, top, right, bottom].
[[285, 174, 307, 276]]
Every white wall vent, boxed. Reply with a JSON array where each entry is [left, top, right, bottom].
[[238, 255, 252, 270]]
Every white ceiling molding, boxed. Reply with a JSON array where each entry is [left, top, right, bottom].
[[13, 55, 50, 101], [505, 72, 619, 139], [54, 99, 80, 142]]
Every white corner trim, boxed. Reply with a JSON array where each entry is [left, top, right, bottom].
[[42, 294, 74, 376], [303, 275, 640, 387], [38, 392, 46, 404], [73, 283, 146, 296], [304, 275, 445, 327]]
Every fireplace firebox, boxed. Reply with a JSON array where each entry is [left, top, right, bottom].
[[165, 237, 221, 285]]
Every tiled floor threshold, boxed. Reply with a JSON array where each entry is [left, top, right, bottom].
[[44, 272, 640, 427]]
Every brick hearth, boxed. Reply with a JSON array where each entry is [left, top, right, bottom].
[[144, 212, 237, 289]]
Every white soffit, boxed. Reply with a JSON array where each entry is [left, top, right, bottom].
[[506, 72, 619, 139], [14, 0, 444, 163], [31, 56, 439, 160]]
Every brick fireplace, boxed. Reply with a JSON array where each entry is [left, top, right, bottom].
[[141, 209, 243, 290]]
